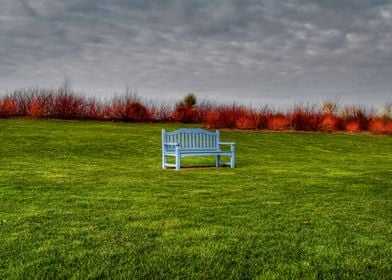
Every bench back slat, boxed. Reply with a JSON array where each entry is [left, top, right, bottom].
[[162, 128, 220, 151]]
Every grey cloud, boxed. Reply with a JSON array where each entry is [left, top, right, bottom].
[[1, 0, 391, 107]]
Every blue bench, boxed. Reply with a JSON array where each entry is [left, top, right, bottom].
[[162, 128, 236, 170]]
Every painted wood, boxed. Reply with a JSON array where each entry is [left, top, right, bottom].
[[162, 128, 236, 170]]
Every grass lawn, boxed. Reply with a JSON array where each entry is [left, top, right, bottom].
[[0, 119, 391, 279]]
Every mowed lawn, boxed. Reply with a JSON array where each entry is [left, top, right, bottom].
[[0, 119, 391, 279]]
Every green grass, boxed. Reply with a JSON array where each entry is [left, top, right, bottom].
[[0, 119, 391, 279]]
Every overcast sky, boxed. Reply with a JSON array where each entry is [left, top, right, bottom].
[[1, 0, 392, 108]]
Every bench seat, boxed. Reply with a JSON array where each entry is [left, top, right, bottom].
[[164, 149, 234, 157]]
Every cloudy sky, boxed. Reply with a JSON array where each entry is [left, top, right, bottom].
[[1, 0, 392, 107]]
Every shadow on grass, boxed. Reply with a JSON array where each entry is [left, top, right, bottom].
[[166, 165, 235, 170]]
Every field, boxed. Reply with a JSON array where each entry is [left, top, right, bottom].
[[0, 119, 391, 279]]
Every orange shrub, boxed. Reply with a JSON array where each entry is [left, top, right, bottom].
[[172, 106, 198, 123], [104, 103, 121, 120], [345, 120, 361, 132], [28, 100, 45, 118], [341, 105, 369, 131], [53, 93, 86, 119], [103, 98, 151, 122], [267, 115, 291, 130], [320, 114, 339, 132], [3, 89, 392, 135], [124, 100, 150, 122], [369, 119, 385, 133], [368, 118, 392, 134], [152, 104, 171, 122], [235, 114, 257, 130], [234, 109, 259, 130], [385, 121, 392, 133], [203, 106, 239, 129], [205, 110, 224, 129], [0, 98, 18, 117], [290, 108, 321, 131], [85, 99, 104, 120], [171, 93, 199, 123]]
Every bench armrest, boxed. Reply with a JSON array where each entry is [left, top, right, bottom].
[[219, 142, 236, 146], [218, 142, 235, 153], [164, 142, 180, 147]]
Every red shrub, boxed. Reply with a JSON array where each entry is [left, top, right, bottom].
[[152, 104, 171, 122], [267, 115, 291, 130], [103, 104, 118, 120], [4, 88, 392, 135], [196, 101, 214, 123], [235, 114, 257, 130], [368, 118, 392, 134], [203, 105, 240, 129], [104, 98, 150, 122], [289, 105, 323, 131], [37, 92, 55, 118], [369, 119, 384, 133], [340, 105, 370, 131], [172, 105, 199, 123], [291, 111, 321, 131], [124, 100, 151, 122], [234, 109, 270, 130], [11, 91, 30, 115], [28, 100, 45, 118], [345, 120, 361, 132], [0, 98, 18, 117], [233, 109, 257, 130], [259, 114, 270, 129], [53, 92, 86, 119], [320, 114, 339, 132], [85, 98, 104, 120], [386, 121, 392, 133], [171, 93, 200, 123], [205, 110, 223, 129]]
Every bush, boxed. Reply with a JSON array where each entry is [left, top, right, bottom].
[[368, 118, 392, 134], [172, 105, 199, 123], [234, 108, 267, 130], [1, 87, 392, 134], [52, 92, 86, 119], [382, 103, 392, 120], [172, 93, 199, 123], [105, 96, 151, 122], [341, 105, 370, 131], [203, 105, 240, 129], [290, 106, 321, 131], [235, 112, 258, 130], [0, 97, 18, 117], [124, 101, 150, 122], [319, 114, 340, 132], [267, 115, 291, 131], [345, 120, 361, 133], [28, 100, 45, 118]]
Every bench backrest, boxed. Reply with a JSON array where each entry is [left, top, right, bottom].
[[162, 128, 220, 151]]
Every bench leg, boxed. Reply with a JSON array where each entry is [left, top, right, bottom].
[[230, 146, 236, 168], [230, 155, 235, 168], [162, 153, 166, 169], [216, 155, 220, 167], [175, 149, 181, 170]]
